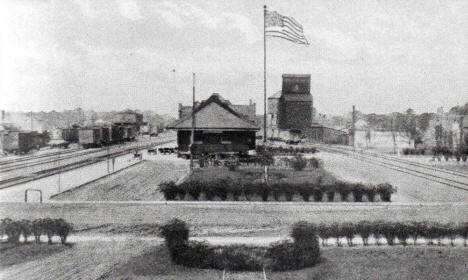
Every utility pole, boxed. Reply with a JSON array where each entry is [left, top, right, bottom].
[[391, 116, 397, 154], [190, 73, 196, 173], [57, 151, 61, 193], [30, 111, 33, 131], [352, 105, 356, 149]]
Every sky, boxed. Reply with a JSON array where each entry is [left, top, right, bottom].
[[0, 0, 467, 117]]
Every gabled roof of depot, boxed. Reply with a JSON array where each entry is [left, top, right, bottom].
[[167, 94, 259, 131]]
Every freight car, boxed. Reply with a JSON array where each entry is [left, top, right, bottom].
[[61, 126, 80, 143], [1, 131, 48, 155], [78, 127, 103, 148]]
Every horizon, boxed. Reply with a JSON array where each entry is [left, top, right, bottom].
[[1, 0, 467, 116]]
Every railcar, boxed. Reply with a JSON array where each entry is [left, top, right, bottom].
[[61, 127, 79, 143], [1, 131, 45, 155], [78, 127, 103, 148]]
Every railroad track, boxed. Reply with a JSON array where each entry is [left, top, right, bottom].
[[0, 148, 82, 166], [0, 148, 102, 173], [317, 145, 468, 192], [0, 139, 175, 189]]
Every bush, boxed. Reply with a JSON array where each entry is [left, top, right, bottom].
[[271, 184, 283, 201], [351, 183, 365, 202], [356, 221, 372, 246], [298, 184, 312, 202], [307, 157, 322, 168], [54, 218, 73, 244], [217, 245, 265, 271], [341, 222, 356, 246], [323, 185, 336, 202], [186, 181, 202, 200], [377, 183, 396, 202], [289, 154, 308, 171], [336, 181, 351, 202], [213, 180, 228, 201], [317, 223, 332, 246], [459, 222, 468, 247], [159, 181, 178, 200], [268, 222, 320, 271], [364, 185, 377, 202], [284, 187, 294, 201], [394, 222, 410, 245], [159, 218, 189, 248], [4, 220, 21, 243], [242, 183, 257, 201], [258, 183, 271, 201], [312, 186, 324, 202]]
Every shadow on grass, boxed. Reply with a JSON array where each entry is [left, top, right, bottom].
[[0, 241, 71, 268]]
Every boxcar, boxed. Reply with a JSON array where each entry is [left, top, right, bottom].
[[1, 131, 36, 155], [61, 128, 79, 143], [79, 127, 102, 148], [111, 125, 124, 143]]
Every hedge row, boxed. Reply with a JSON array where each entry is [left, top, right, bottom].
[[256, 145, 317, 155], [159, 181, 397, 202], [158, 219, 320, 271], [0, 218, 73, 244], [311, 221, 468, 247]]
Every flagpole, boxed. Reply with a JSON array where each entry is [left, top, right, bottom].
[[263, 5, 267, 145], [263, 5, 268, 182]]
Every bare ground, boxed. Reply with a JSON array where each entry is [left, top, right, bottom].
[[52, 158, 188, 201]]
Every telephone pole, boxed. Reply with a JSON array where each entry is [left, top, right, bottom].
[[352, 105, 356, 148], [190, 73, 196, 172]]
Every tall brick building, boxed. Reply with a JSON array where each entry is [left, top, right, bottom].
[[268, 74, 313, 135]]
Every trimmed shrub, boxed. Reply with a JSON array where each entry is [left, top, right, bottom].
[[445, 223, 457, 246], [4, 220, 21, 243], [351, 183, 365, 202], [298, 184, 312, 202], [213, 180, 228, 201], [323, 184, 335, 202], [217, 245, 265, 271], [356, 221, 373, 246], [364, 185, 377, 202], [159, 218, 189, 248], [377, 183, 396, 202], [312, 186, 324, 202], [284, 187, 294, 201], [242, 183, 256, 201], [330, 222, 343, 247], [19, 219, 32, 243], [159, 182, 177, 200], [187, 181, 202, 200], [317, 223, 332, 246], [229, 182, 242, 201], [394, 222, 410, 245], [290, 154, 308, 171], [271, 184, 283, 201], [54, 218, 73, 244], [336, 181, 351, 202], [258, 183, 271, 201], [307, 157, 322, 168], [341, 222, 356, 246], [203, 184, 216, 201], [459, 222, 468, 247]]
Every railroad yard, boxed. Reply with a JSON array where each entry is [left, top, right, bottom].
[[1, 141, 468, 279], [2, 1, 468, 279]]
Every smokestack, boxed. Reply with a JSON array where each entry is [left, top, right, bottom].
[[1, 110, 4, 123]]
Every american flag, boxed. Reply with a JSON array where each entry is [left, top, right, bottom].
[[265, 10, 309, 45]]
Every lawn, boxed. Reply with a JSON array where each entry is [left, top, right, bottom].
[[189, 166, 336, 185], [100, 244, 468, 280], [0, 242, 69, 268]]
